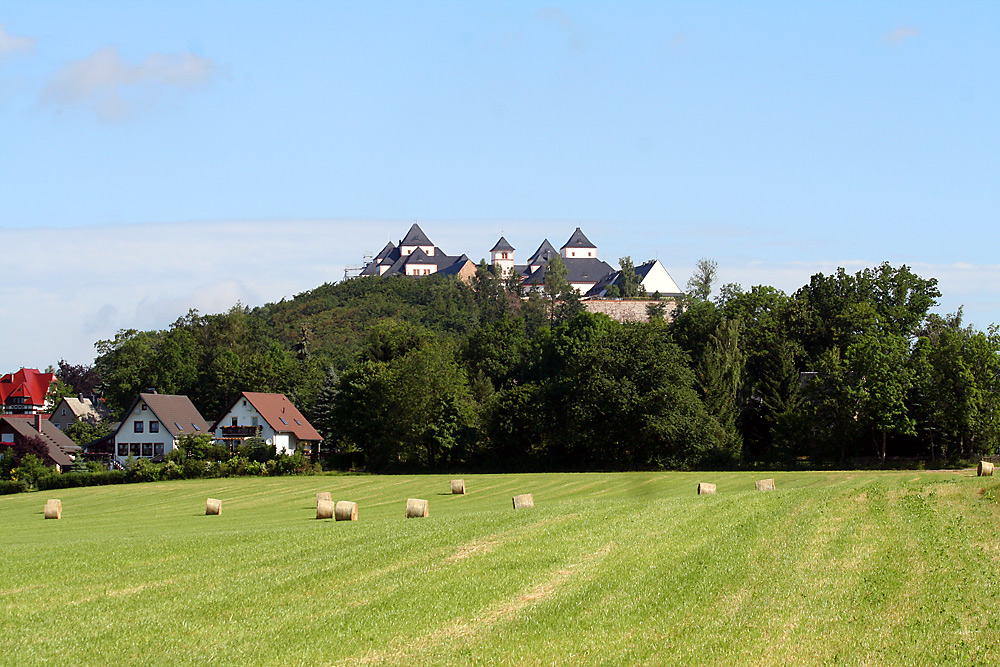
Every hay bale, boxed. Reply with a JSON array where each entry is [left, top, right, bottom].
[[205, 498, 222, 515], [978, 461, 995, 477], [512, 493, 534, 510], [335, 501, 358, 521], [405, 498, 429, 518], [316, 491, 332, 504], [755, 478, 776, 491], [697, 483, 716, 495], [44, 499, 62, 520], [451, 479, 466, 495], [317, 499, 335, 519]]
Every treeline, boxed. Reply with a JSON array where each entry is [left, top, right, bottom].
[[84, 260, 1000, 470]]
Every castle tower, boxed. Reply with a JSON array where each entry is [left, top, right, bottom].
[[560, 227, 597, 260], [490, 237, 515, 277]]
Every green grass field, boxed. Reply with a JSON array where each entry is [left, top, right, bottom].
[[3, 471, 1000, 666]]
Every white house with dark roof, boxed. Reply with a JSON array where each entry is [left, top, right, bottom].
[[112, 392, 211, 463], [359, 224, 682, 311], [359, 224, 470, 278]]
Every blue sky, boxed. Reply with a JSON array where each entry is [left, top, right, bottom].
[[1, 1, 998, 371]]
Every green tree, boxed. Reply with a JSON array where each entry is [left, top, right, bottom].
[[542, 255, 582, 324], [617, 256, 643, 298], [685, 258, 717, 302]]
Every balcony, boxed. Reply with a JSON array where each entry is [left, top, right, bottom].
[[219, 425, 259, 438]]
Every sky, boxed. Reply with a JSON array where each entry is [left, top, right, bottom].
[[1, 1, 998, 372]]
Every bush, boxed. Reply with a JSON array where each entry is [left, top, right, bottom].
[[160, 460, 183, 480], [0, 479, 28, 495], [36, 470, 127, 490], [127, 458, 160, 483], [14, 455, 52, 488]]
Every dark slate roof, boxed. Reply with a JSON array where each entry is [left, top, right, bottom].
[[375, 241, 396, 260], [522, 258, 614, 286], [399, 223, 433, 247], [526, 239, 558, 267], [561, 227, 596, 249], [490, 236, 515, 253]]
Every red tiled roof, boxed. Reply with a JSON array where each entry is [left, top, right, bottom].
[[0, 368, 54, 407]]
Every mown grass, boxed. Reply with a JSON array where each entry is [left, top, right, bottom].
[[2, 470, 1000, 666]]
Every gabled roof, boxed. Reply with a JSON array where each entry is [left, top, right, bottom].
[[375, 241, 396, 260], [490, 236, 515, 253], [0, 416, 79, 467], [561, 227, 596, 249], [526, 239, 558, 267], [214, 392, 322, 441], [0, 368, 54, 407], [402, 247, 436, 265], [121, 393, 211, 438], [399, 223, 433, 248], [53, 396, 108, 422]]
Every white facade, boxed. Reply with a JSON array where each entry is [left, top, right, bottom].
[[401, 244, 435, 256], [115, 400, 176, 462], [562, 246, 596, 259], [639, 260, 682, 295], [492, 250, 515, 277], [405, 262, 435, 276], [214, 397, 299, 454]]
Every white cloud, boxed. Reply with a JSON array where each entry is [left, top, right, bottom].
[[883, 26, 919, 46], [40, 47, 218, 121], [0, 25, 35, 57]]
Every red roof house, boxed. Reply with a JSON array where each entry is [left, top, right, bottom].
[[0, 368, 55, 415]]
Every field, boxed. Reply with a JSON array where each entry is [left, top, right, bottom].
[[3, 471, 1000, 666]]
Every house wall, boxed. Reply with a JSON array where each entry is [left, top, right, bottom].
[[562, 248, 596, 259], [213, 398, 298, 454], [49, 399, 77, 431], [114, 399, 179, 462], [401, 245, 435, 256], [405, 263, 435, 276], [639, 261, 682, 295]]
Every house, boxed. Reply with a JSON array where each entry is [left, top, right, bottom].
[[0, 368, 55, 415], [359, 224, 472, 278], [49, 394, 110, 431], [517, 228, 615, 294], [0, 414, 81, 470], [211, 392, 322, 456], [585, 259, 683, 298], [111, 392, 211, 464]]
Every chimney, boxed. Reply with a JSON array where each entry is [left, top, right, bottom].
[[34, 414, 41, 431], [146, 388, 157, 394], [78, 393, 84, 402]]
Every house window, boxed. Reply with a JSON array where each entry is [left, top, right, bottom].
[[141, 442, 153, 457], [251, 416, 258, 427], [150, 421, 159, 433], [153, 443, 164, 458], [2, 433, 15, 443], [232, 417, 238, 426], [61, 408, 66, 415], [134, 421, 144, 433], [129, 443, 140, 456], [502, 252, 508, 259], [117, 443, 128, 456], [141, 404, 147, 411]]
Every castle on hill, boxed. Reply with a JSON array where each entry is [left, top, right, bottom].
[[359, 223, 682, 299]]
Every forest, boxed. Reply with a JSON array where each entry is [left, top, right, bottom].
[[75, 258, 1000, 471]]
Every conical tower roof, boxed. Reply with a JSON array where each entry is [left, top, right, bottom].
[[490, 236, 515, 253], [561, 227, 595, 249], [400, 223, 433, 247]]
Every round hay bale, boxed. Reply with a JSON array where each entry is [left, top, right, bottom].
[[44, 499, 62, 520], [755, 478, 776, 491], [451, 479, 466, 495], [512, 493, 534, 510], [697, 483, 717, 495], [316, 491, 332, 504], [335, 501, 358, 521], [205, 498, 222, 515], [978, 461, 994, 477], [405, 498, 429, 518], [317, 499, 335, 519]]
